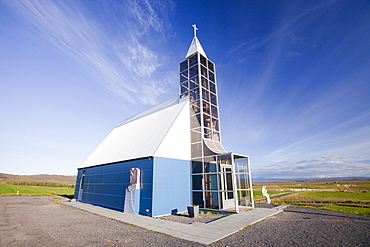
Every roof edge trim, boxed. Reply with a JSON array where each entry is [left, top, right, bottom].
[[78, 156, 154, 170]]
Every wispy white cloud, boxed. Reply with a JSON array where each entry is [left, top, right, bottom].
[[296, 154, 369, 163], [229, 0, 338, 55], [266, 112, 370, 162], [253, 154, 370, 179], [222, 0, 370, 180], [223, 1, 342, 132], [7, 0, 175, 109], [263, 66, 370, 159], [127, 0, 172, 35]]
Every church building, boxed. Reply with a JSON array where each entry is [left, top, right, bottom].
[[74, 25, 254, 216]]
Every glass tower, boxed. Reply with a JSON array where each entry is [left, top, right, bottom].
[[180, 25, 254, 212], [180, 43, 220, 141]]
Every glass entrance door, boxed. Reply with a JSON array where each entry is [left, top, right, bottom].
[[78, 171, 86, 201], [220, 164, 235, 209]]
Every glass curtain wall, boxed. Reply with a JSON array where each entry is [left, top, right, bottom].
[[179, 53, 221, 144], [179, 51, 254, 212], [191, 153, 254, 211]]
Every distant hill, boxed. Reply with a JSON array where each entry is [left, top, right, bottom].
[[0, 173, 76, 185], [1, 173, 368, 186]]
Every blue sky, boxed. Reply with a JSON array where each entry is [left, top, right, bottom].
[[0, 0, 369, 178]]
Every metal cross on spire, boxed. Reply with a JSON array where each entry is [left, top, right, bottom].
[[192, 24, 198, 37]]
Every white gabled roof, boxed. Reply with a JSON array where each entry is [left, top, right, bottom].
[[80, 96, 191, 168], [186, 37, 207, 59]]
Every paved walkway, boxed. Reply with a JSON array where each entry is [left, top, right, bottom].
[[63, 201, 287, 244]]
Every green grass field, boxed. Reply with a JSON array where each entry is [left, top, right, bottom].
[[321, 205, 370, 216], [255, 180, 370, 216], [298, 191, 370, 200], [0, 184, 75, 196], [2, 179, 370, 216]]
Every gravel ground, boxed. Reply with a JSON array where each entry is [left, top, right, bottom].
[[0, 196, 200, 247], [1, 196, 369, 247], [210, 206, 370, 247]]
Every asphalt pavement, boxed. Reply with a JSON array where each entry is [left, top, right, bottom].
[[0, 196, 369, 246]]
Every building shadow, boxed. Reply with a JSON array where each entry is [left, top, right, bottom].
[[59, 194, 74, 199]]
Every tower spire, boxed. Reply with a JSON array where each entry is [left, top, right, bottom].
[[180, 25, 224, 147], [185, 24, 207, 58]]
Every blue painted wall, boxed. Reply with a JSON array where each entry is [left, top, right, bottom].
[[74, 157, 153, 215], [74, 156, 190, 216], [152, 157, 191, 216]]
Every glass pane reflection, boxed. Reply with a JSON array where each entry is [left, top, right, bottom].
[[205, 191, 219, 209], [189, 54, 198, 67], [180, 60, 188, 71]]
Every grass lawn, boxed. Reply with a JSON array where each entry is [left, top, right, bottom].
[[321, 204, 370, 216], [298, 191, 370, 200], [271, 191, 370, 216], [255, 180, 370, 216], [0, 184, 75, 196]]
